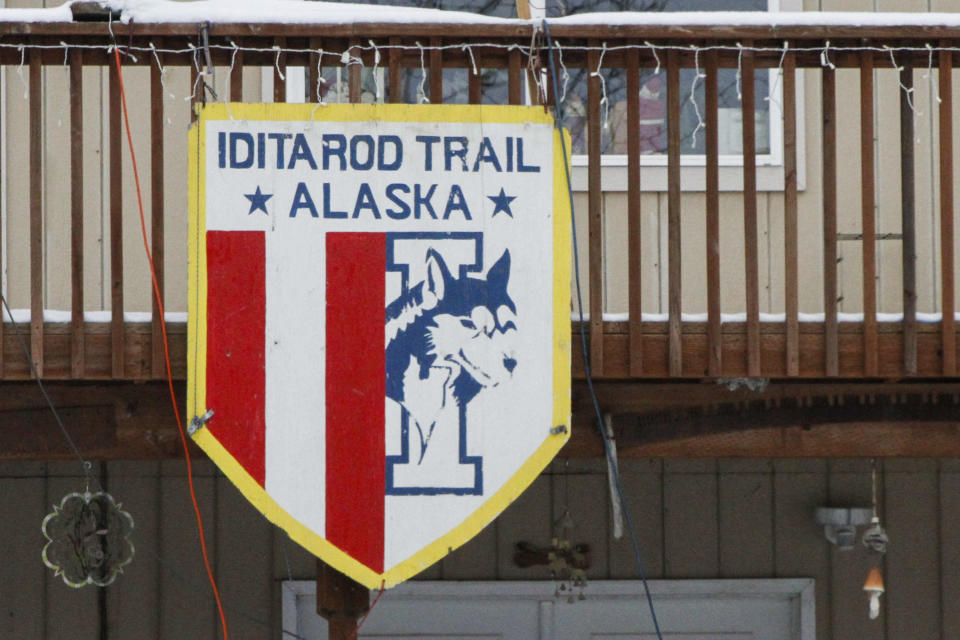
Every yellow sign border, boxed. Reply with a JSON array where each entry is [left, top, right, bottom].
[[188, 103, 571, 589]]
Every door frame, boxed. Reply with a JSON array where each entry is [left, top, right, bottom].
[[283, 578, 815, 639]]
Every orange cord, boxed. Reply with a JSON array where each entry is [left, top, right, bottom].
[[113, 49, 230, 640]]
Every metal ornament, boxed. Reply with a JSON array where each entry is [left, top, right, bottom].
[[42, 491, 135, 588]]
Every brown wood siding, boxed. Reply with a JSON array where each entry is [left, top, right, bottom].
[[1, 458, 956, 638]]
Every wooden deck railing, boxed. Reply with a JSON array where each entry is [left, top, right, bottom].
[[0, 19, 958, 381]]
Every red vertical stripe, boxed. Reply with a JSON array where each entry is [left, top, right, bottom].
[[206, 231, 267, 486], [326, 232, 386, 572]]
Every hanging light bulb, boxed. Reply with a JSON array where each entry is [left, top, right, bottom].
[[863, 567, 885, 620]]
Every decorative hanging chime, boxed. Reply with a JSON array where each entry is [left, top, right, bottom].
[[42, 491, 135, 588]]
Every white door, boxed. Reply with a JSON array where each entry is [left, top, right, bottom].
[[283, 579, 815, 640]]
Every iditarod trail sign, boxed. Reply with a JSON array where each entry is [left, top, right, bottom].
[[187, 103, 570, 589]]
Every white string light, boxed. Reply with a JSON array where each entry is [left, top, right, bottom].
[[17, 44, 27, 99], [463, 44, 479, 77], [645, 41, 661, 75], [315, 48, 327, 105], [736, 42, 744, 101], [926, 43, 942, 104], [820, 39, 836, 70], [60, 41, 69, 67], [416, 41, 428, 103], [371, 40, 383, 102], [557, 40, 569, 105], [886, 45, 917, 115], [591, 41, 609, 131], [688, 45, 705, 149], [273, 44, 286, 81], [764, 40, 789, 118]]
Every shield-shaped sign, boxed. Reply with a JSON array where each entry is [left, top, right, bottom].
[[188, 103, 570, 588]]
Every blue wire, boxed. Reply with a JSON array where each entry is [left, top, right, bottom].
[[541, 19, 665, 640]]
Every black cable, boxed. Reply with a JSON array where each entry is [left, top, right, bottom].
[[0, 293, 96, 490], [542, 19, 665, 640]]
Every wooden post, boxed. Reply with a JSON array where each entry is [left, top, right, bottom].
[[317, 560, 369, 640]]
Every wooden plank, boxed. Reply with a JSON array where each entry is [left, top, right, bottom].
[[388, 37, 402, 103], [587, 45, 604, 375], [159, 460, 217, 638], [901, 64, 917, 376], [105, 461, 161, 639], [216, 474, 274, 638], [468, 50, 482, 105], [938, 47, 956, 376], [941, 468, 960, 638], [821, 66, 838, 377], [109, 56, 124, 379], [508, 48, 522, 106], [553, 466, 609, 579], [663, 460, 718, 577], [0, 477, 45, 639], [860, 52, 878, 376], [496, 474, 551, 579], [609, 459, 663, 579], [429, 37, 443, 104], [151, 57, 166, 380], [705, 49, 721, 377], [741, 47, 760, 377], [348, 38, 361, 104], [783, 51, 799, 377], [275, 37, 288, 103], [70, 50, 84, 379], [29, 51, 43, 378], [885, 465, 940, 639], [626, 48, 643, 376], [666, 50, 682, 377], [230, 45, 244, 102], [718, 468, 773, 577], [773, 462, 830, 640]]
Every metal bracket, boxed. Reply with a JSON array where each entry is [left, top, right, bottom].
[[198, 23, 218, 103], [188, 409, 215, 436], [550, 424, 568, 435], [717, 377, 769, 392]]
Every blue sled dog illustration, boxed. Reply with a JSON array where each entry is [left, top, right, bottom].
[[385, 249, 518, 463]]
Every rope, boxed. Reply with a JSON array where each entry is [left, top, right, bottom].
[[112, 48, 230, 640], [542, 20, 665, 640]]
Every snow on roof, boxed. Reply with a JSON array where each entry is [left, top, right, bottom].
[[2, 0, 960, 27]]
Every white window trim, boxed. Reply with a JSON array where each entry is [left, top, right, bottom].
[[572, 0, 806, 193], [283, 578, 816, 639]]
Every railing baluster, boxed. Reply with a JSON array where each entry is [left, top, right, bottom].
[[741, 45, 760, 377], [468, 52, 482, 105], [783, 50, 799, 377], [901, 64, 917, 376], [626, 47, 643, 376], [666, 49, 682, 377], [275, 37, 288, 103], [231, 44, 244, 102], [860, 52, 878, 377], [822, 65, 838, 377], [939, 45, 956, 376], [587, 44, 604, 375], [151, 53, 166, 380], [430, 37, 443, 104], [29, 51, 43, 378], [705, 48, 721, 377], [389, 37, 402, 103], [70, 50, 84, 379], [508, 48, 522, 106], [349, 38, 362, 104], [110, 57, 124, 378]]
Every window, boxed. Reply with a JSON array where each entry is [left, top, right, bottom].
[[289, 0, 804, 190]]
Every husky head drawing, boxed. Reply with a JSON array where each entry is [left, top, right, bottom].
[[385, 248, 518, 438]]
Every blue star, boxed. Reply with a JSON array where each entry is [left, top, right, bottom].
[[488, 188, 516, 218], [245, 186, 272, 215]]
